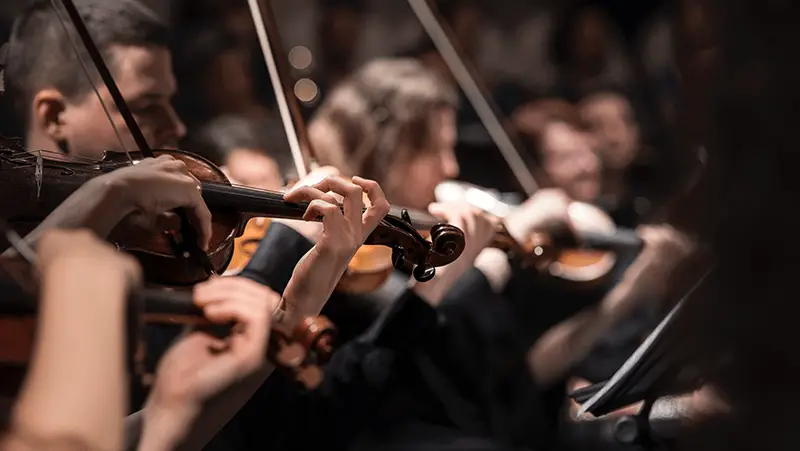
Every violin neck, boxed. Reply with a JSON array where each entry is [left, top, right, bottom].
[[201, 183, 309, 220]]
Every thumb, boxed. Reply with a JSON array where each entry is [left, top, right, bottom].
[[427, 202, 446, 218]]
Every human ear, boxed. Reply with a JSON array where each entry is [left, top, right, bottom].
[[31, 89, 69, 143]]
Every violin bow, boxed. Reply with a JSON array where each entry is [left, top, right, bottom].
[[47, 0, 215, 276], [407, 0, 543, 196], [245, 0, 317, 179]]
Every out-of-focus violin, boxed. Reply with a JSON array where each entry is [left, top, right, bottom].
[[0, 220, 336, 396]]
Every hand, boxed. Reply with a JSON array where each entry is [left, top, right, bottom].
[[36, 228, 141, 289], [414, 202, 498, 304], [504, 189, 572, 244], [102, 155, 212, 251], [272, 166, 342, 242], [428, 202, 497, 260], [144, 277, 279, 434], [616, 224, 695, 306], [280, 175, 390, 323]]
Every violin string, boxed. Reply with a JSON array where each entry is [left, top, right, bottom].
[[48, 0, 133, 164]]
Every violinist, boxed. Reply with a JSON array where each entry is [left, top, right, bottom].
[[1, 0, 217, 251], [187, 114, 290, 191], [0, 162, 389, 450], [578, 88, 660, 228], [4, 0, 182, 160], [267, 56, 669, 451]]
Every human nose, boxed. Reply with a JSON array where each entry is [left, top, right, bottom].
[[441, 147, 460, 179]]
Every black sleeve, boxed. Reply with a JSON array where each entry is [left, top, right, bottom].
[[239, 289, 439, 451], [438, 266, 496, 310], [237, 222, 313, 293]]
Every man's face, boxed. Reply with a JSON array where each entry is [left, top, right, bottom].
[[541, 121, 601, 202], [58, 44, 185, 159], [580, 93, 640, 171]]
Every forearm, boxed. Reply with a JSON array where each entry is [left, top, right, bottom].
[[4, 178, 128, 258], [528, 278, 642, 387], [12, 262, 129, 451], [123, 411, 143, 451], [172, 366, 274, 451]]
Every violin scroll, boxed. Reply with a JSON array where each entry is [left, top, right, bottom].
[[270, 315, 337, 390]]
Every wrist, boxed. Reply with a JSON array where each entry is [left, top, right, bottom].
[[474, 248, 512, 293], [85, 175, 136, 237], [282, 248, 350, 324], [43, 256, 137, 293], [138, 402, 199, 451]]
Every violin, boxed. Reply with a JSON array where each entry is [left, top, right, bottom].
[[5, 0, 462, 287], [434, 180, 644, 286], [0, 146, 466, 286], [222, 0, 467, 290], [0, 221, 336, 396], [341, 198, 642, 293]]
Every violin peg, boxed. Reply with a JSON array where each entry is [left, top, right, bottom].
[[413, 264, 436, 282]]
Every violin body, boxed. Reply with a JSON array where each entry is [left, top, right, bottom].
[[0, 147, 243, 286], [228, 217, 272, 273]]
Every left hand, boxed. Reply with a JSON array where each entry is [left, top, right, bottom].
[[144, 277, 279, 429], [281, 176, 390, 323]]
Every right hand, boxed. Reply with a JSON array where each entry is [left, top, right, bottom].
[[102, 155, 213, 250], [143, 276, 278, 446], [428, 202, 497, 261], [413, 202, 497, 305], [504, 188, 572, 243], [36, 228, 141, 289]]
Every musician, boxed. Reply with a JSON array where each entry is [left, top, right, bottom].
[[296, 56, 690, 451], [0, 166, 393, 450], [187, 114, 290, 190], [579, 88, 659, 228], [0, 4, 497, 451], [4, 0, 183, 160], [309, 57, 460, 211]]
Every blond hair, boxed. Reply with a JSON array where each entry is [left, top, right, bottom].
[[309, 58, 457, 184]]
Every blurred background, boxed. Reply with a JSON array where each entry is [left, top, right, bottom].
[[0, 0, 686, 209]]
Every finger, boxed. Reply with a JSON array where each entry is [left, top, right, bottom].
[[152, 212, 181, 233], [291, 166, 340, 189], [352, 176, 390, 235], [177, 175, 213, 251], [194, 277, 275, 309], [283, 185, 338, 206], [303, 199, 347, 232], [154, 155, 188, 173], [203, 300, 270, 352], [428, 203, 465, 230], [310, 177, 363, 226]]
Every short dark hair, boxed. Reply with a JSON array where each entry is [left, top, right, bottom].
[[189, 115, 296, 179], [4, 0, 168, 119]]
